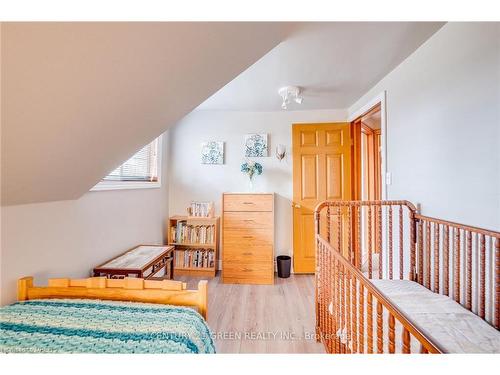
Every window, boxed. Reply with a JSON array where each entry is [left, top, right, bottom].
[[91, 136, 162, 191]]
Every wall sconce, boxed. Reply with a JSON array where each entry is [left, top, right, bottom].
[[276, 144, 286, 161]]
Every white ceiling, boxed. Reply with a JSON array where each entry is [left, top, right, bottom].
[[198, 22, 445, 111], [1, 22, 445, 206], [1, 22, 294, 205]]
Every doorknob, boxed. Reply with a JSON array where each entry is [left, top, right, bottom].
[[292, 203, 301, 209]]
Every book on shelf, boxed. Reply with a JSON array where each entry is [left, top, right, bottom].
[[175, 249, 215, 269], [188, 201, 214, 218], [171, 221, 215, 244]]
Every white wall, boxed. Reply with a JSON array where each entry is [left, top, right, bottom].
[[168, 109, 347, 262], [0, 133, 170, 305], [350, 22, 500, 230]]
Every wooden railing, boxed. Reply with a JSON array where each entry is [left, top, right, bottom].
[[314, 200, 500, 354], [413, 214, 500, 328]]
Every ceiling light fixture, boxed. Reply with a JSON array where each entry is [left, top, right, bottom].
[[278, 86, 303, 110]]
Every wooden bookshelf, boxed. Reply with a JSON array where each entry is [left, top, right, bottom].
[[167, 216, 219, 278]]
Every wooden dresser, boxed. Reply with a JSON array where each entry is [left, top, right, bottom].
[[222, 193, 274, 284]]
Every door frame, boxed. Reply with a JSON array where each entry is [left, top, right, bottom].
[[348, 91, 388, 200], [349, 91, 388, 272]]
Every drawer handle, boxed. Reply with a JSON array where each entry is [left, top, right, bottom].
[[243, 202, 254, 205], [244, 219, 255, 222], [243, 268, 252, 272], [243, 236, 254, 239], [242, 252, 253, 256]]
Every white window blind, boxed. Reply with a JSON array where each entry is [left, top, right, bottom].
[[103, 137, 160, 182]]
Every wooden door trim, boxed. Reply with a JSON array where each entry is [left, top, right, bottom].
[[350, 100, 383, 267], [348, 91, 387, 200], [351, 102, 383, 202]]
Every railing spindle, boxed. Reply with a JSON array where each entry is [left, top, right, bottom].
[[319, 245, 325, 345], [337, 206, 342, 255], [377, 300, 383, 353], [402, 328, 411, 354], [418, 220, 424, 285], [326, 206, 331, 243], [466, 231, 472, 311], [356, 204, 362, 269], [367, 291, 373, 353], [368, 205, 373, 278], [340, 263, 345, 353], [359, 283, 365, 354], [334, 259, 341, 353], [351, 271, 358, 353], [378, 205, 383, 279], [495, 238, 500, 329], [315, 237, 320, 342], [454, 228, 461, 304], [399, 205, 403, 280], [326, 244, 332, 352], [434, 223, 440, 293], [425, 221, 431, 289], [388, 205, 394, 279], [443, 226, 450, 296], [316, 241, 323, 340], [410, 208, 416, 281], [348, 205, 352, 263], [346, 268, 352, 353], [388, 313, 395, 354], [479, 234, 486, 319]]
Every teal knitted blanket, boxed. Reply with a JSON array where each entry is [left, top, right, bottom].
[[0, 299, 215, 353]]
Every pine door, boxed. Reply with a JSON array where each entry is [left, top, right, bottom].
[[292, 123, 352, 273]]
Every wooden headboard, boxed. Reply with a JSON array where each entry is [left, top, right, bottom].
[[18, 276, 208, 320]]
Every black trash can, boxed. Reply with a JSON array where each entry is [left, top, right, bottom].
[[277, 255, 291, 278]]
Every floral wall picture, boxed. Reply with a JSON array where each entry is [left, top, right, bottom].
[[201, 141, 224, 164], [245, 133, 268, 157]]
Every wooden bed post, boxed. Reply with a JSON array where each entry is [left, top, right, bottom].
[[198, 280, 208, 320], [17, 276, 33, 301]]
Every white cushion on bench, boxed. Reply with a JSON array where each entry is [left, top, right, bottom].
[[371, 279, 500, 353]]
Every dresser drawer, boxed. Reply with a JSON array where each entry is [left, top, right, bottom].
[[223, 194, 273, 212], [223, 261, 273, 280], [223, 245, 273, 262], [223, 228, 273, 246], [223, 275, 274, 285], [223, 212, 273, 229]]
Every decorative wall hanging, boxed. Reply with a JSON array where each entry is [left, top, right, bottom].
[[275, 144, 286, 161], [201, 141, 224, 164], [245, 133, 268, 157]]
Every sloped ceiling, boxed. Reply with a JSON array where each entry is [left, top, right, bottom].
[[1, 22, 294, 206], [199, 22, 445, 111]]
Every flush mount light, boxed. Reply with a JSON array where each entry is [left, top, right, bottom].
[[278, 86, 304, 110]]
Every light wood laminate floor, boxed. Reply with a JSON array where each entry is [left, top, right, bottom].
[[176, 273, 325, 353]]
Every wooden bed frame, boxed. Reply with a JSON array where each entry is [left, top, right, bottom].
[[315, 200, 500, 354], [17, 276, 208, 320]]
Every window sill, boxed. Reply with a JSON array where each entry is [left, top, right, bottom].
[[90, 181, 161, 192]]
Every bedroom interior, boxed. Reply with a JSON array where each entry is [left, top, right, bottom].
[[1, 6, 499, 366]]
